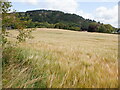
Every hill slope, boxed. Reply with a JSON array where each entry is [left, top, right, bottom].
[[18, 10, 96, 30], [27, 10, 95, 24], [14, 9, 115, 33]]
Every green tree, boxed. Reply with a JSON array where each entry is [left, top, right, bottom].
[[88, 22, 99, 32], [1, 1, 34, 44], [81, 22, 89, 31], [104, 24, 115, 33], [98, 25, 106, 33], [1, 1, 12, 45], [55, 23, 66, 29]]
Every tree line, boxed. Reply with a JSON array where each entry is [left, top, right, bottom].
[[4, 7, 118, 34]]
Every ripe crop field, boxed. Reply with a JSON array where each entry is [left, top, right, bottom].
[[3, 28, 118, 88]]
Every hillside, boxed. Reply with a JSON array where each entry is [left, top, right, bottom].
[[16, 9, 116, 33], [18, 10, 95, 29]]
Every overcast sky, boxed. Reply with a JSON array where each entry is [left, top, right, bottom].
[[9, 0, 119, 28]]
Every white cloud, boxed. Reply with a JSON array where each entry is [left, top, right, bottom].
[[94, 5, 118, 27], [75, 5, 118, 28], [23, 0, 39, 5], [44, 0, 78, 13], [27, 0, 38, 5], [76, 10, 94, 19], [118, 2, 120, 28], [42, 0, 94, 20], [9, 0, 39, 5], [9, 0, 119, 2]]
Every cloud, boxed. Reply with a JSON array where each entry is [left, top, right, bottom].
[[75, 4, 118, 28], [9, 0, 39, 5], [9, 0, 119, 2], [76, 10, 94, 19], [9, 0, 78, 11], [26, 0, 38, 5], [119, 2, 120, 28], [94, 5, 118, 27], [76, 5, 118, 28], [23, 0, 39, 5], [44, 0, 78, 13], [42, 0, 94, 20]]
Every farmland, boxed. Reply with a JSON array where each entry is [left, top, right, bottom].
[[3, 28, 118, 88]]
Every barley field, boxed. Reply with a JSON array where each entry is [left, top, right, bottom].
[[3, 28, 118, 88]]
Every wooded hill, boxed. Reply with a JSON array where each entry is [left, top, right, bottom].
[[16, 10, 116, 33]]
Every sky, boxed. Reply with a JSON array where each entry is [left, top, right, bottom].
[[8, 0, 120, 28]]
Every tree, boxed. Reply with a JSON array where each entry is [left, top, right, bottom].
[[98, 25, 106, 33], [1, 1, 34, 45], [104, 24, 115, 33], [81, 22, 89, 31], [1, 1, 12, 45], [54, 23, 67, 29], [88, 22, 99, 32]]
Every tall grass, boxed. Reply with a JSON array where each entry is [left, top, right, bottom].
[[3, 28, 118, 88], [2, 44, 47, 88]]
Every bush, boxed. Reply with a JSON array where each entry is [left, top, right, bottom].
[[69, 27, 81, 31], [104, 24, 115, 33], [98, 25, 106, 33], [88, 22, 99, 32]]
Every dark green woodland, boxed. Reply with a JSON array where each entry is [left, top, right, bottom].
[[9, 9, 117, 33]]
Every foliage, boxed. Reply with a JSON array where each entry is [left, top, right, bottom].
[[16, 9, 116, 33], [17, 28, 34, 42], [17, 10, 94, 31], [1, 1, 12, 45], [104, 24, 115, 33], [98, 25, 106, 33], [1, 1, 34, 45], [81, 21, 90, 30], [88, 23, 116, 33], [88, 22, 99, 32]]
